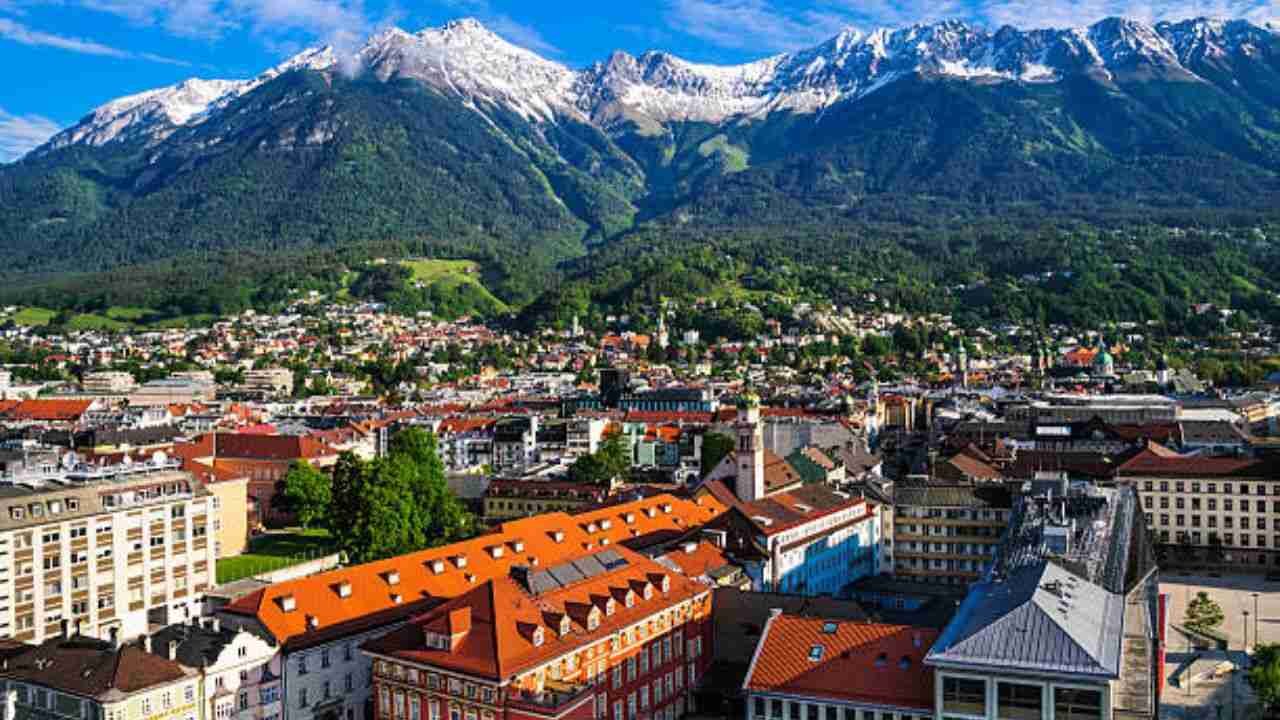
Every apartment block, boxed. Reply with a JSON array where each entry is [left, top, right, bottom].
[[0, 462, 216, 644], [891, 484, 1012, 585]]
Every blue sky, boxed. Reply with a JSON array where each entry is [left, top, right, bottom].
[[1, 0, 1278, 160]]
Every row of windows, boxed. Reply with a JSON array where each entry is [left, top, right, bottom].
[[751, 697, 928, 720], [1145, 496, 1280, 513], [1143, 480, 1275, 495], [1149, 513, 1276, 533], [940, 676, 1102, 720], [1157, 529, 1276, 548]]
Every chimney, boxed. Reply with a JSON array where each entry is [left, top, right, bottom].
[[210, 617, 221, 633], [143, 635, 153, 653], [168, 641, 180, 660]]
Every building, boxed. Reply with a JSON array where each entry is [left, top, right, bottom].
[[566, 420, 607, 460], [924, 481, 1159, 720], [1006, 395, 1179, 425], [483, 481, 608, 522], [82, 372, 137, 396], [213, 496, 726, 720], [148, 619, 280, 720], [742, 615, 938, 720], [1119, 445, 1280, 566], [175, 434, 338, 529], [129, 380, 217, 407], [0, 461, 216, 644], [697, 395, 880, 596], [493, 417, 540, 472], [362, 545, 715, 720], [891, 483, 1012, 586], [243, 370, 295, 398], [0, 636, 201, 720], [620, 389, 715, 414]]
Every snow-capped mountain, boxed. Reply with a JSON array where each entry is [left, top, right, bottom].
[[38, 15, 1280, 154]]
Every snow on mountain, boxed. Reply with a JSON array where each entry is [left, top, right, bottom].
[[37, 15, 1280, 155]]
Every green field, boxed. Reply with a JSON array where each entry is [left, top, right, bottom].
[[215, 529, 337, 584], [12, 307, 56, 326], [399, 259, 510, 312], [66, 313, 130, 331]]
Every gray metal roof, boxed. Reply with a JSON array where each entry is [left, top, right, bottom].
[[926, 561, 1123, 678]]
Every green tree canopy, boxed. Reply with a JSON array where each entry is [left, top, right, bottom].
[[281, 461, 331, 530], [1185, 591, 1225, 633], [700, 432, 735, 479], [1249, 643, 1280, 713]]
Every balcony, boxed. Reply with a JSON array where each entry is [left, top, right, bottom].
[[506, 681, 593, 716]]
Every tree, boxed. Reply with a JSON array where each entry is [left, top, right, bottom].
[[568, 432, 632, 487], [327, 427, 473, 563], [701, 432, 735, 479], [1249, 643, 1280, 713], [1185, 591, 1225, 633], [282, 461, 331, 529]]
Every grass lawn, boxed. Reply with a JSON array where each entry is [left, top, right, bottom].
[[12, 307, 56, 326], [66, 313, 130, 331], [216, 529, 336, 584], [399, 259, 510, 312]]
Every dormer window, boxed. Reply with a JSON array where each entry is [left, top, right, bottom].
[[642, 584, 654, 600], [385, 571, 400, 586], [625, 591, 636, 608], [587, 522, 598, 532], [532, 627, 545, 647], [488, 545, 504, 559], [335, 581, 353, 598], [430, 559, 446, 574], [559, 616, 571, 637], [624, 513, 635, 524], [588, 608, 601, 631], [279, 595, 297, 612], [645, 507, 657, 518], [601, 538, 610, 546], [453, 555, 468, 569], [605, 599, 616, 616], [600, 520, 612, 530], [661, 504, 672, 514], [511, 539, 525, 552], [306, 615, 319, 630], [551, 531, 565, 543]]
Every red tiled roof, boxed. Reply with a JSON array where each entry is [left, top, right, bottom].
[[362, 545, 709, 681], [1115, 448, 1273, 477], [221, 493, 726, 648], [5, 399, 93, 421], [661, 540, 736, 580], [744, 616, 938, 711], [200, 433, 338, 461]]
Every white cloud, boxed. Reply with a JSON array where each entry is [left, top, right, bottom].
[[664, 0, 854, 52], [0, 16, 191, 63], [0, 107, 61, 162]]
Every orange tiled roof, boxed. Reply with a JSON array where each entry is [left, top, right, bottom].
[[362, 544, 709, 681], [661, 540, 736, 580], [5, 399, 93, 421], [220, 493, 725, 648], [744, 616, 938, 710]]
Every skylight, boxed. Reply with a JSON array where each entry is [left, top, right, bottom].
[[821, 622, 838, 634], [808, 645, 824, 661]]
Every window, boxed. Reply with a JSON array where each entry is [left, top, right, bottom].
[[1053, 688, 1102, 720], [808, 645, 824, 661], [346, 673, 354, 692], [943, 677, 986, 717], [998, 683, 1042, 720], [297, 655, 308, 675], [322, 649, 331, 669]]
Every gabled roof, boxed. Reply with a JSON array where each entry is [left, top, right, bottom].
[[1115, 447, 1272, 477], [221, 493, 725, 648], [744, 616, 937, 710], [363, 546, 707, 681], [926, 561, 1123, 678], [0, 638, 189, 699]]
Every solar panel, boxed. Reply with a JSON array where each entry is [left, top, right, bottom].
[[572, 555, 607, 579], [528, 570, 560, 596], [596, 549, 628, 570], [549, 562, 586, 587]]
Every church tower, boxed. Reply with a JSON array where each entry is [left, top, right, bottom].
[[734, 391, 765, 503]]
